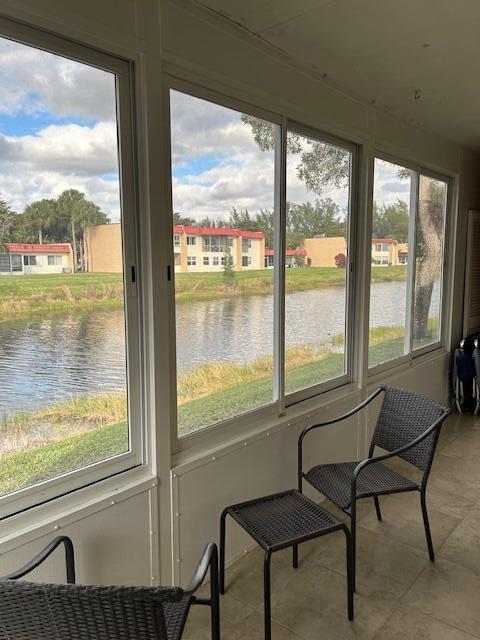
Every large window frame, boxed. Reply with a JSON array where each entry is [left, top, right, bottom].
[[0, 18, 144, 519], [368, 151, 453, 375], [165, 77, 359, 450]]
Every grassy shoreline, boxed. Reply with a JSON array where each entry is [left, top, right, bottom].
[[0, 267, 408, 318]]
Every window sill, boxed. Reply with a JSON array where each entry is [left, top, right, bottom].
[[0, 466, 156, 554]]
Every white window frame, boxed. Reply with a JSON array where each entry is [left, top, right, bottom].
[[0, 17, 144, 519], [186, 235, 196, 245], [166, 79, 359, 451], [187, 256, 196, 266], [368, 152, 453, 375]]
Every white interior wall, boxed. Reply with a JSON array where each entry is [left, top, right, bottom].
[[0, 0, 478, 587]]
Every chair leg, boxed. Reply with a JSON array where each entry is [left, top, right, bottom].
[[219, 510, 227, 594], [350, 499, 357, 592], [342, 526, 354, 621], [373, 496, 382, 522], [263, 551, 272, 640], [420, 490, 435, 562], [210, 545, 221, 640], [292, 544, 298, 569]]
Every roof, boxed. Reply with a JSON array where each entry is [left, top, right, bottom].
[[265, 248, 307, 256], [4, 243, 72, 254], [173, 225, 264, 240], [372, 238, 398, 245]]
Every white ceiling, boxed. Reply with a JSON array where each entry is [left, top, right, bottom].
[[196, 0, 480, 151]]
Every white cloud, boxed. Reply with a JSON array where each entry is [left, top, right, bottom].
[[0, 122, 118, 175], [0, 37, 116, 122]]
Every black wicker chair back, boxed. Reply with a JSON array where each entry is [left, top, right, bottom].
[[0, 580, 182, 640], [371, 386, 447, 471]]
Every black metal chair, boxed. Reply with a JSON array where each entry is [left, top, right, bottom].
[[297, 385, 451, 587], [0, 535, 220, 640], [220, 489, 353, 640]]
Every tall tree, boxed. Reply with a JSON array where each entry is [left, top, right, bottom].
[[372, 199, 409, 242], [23, 199, 57, 244], [0, 199, 15, 246]]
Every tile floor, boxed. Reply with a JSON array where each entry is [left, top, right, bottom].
[[183, 411, 480, 639]]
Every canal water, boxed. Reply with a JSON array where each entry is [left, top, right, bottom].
[[0, 280, 439, 415]]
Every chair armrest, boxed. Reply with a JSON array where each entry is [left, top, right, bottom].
[[351, 408, 451, 496], [184, 542, 218, 596], [298, 387, 385, 486], [0, 536, 75, 584]]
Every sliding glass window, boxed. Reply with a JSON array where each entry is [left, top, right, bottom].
[[0, 22, 141, 515], [170, 90, 277, 436], [368, 158, 448, 368], [285, 128, 352, 397], [170, 87, 357, 437]]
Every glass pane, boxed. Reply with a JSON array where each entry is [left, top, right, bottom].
[[284, 131, 351, 395], [368, 159, 412, 367], [413, 175, 447, 350], [0, 36, 129, 497], [170, 90, 276, 436]]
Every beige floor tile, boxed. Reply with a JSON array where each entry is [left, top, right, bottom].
[[182, 592, 303, 640], [402, 558, 480, 638], [440, 428, 480, 461], [428, 454, 480, 503], [269, 562, 394, 640], [372, 604, 478, 640], [438, 503, 480, 575], [312, 525, 429, 599], [359, 491, 461, 553]]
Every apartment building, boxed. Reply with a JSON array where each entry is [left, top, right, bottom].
[[371, 238, 400, 266], [173, 225, 265, 272]]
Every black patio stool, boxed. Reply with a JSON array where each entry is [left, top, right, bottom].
[[220, 489, 353, 640]]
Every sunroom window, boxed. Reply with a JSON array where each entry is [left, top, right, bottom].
[[0, 26, 140, 514], [169, 87, 356, 437], [368, 158, 448, 368]]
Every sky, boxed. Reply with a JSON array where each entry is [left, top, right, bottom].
[[0, 35, 409, 228], [0, 36, 121, 221], [171, 90, 411, 224]]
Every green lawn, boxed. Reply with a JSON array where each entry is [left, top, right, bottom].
[[0, 421, 128, 496]]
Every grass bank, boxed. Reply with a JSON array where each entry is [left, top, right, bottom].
[[175, 266, 407, 302], [0, 267, 408, 318], [0, 272, 124, 319]]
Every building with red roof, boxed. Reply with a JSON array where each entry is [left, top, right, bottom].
[[0, 242, 73, 275]]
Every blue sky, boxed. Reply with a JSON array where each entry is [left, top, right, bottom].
[[0, 36, 121, 220]]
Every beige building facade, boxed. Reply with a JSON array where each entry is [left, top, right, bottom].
[[302, 236, 346, 267], [173, 225, 265, 273], [85, 223, 123, 273]]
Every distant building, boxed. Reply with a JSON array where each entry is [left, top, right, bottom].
[[397, 242, 408, 265], [0, 243, 73, 275], [173, 225, 265, 273], [264, 248, 307, 268], [302, 236, 346, 267], [85, 224, 123, 273], [371, 238, 399, 266]]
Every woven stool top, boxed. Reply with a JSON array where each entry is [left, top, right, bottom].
[[226, 489, 343, 552]]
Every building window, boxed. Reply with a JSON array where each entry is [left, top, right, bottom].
[[187, 235, 196, 245], [170, 87, 357, 438], [0, 25, 141, 516], [203, 256, 209, 266], [173, 234, 180, 247], [203, 235, 233, 252], [368, 158, 448, 368], [187, 256, 196, 266]]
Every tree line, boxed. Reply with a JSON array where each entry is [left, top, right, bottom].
[[0, 189, 109, 271]]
